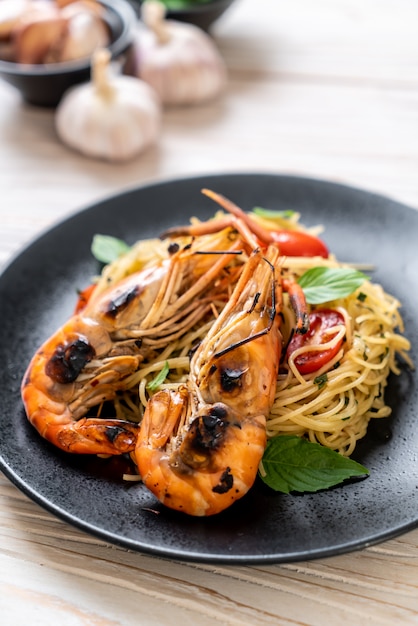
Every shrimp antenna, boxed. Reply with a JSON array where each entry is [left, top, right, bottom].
[[214, 257, 276, 359], [201, 188, 275, 247], [193, 250, 243, 255]]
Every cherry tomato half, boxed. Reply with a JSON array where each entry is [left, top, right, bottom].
[[74, 284, 96, 315], [270, 230, 329, 258], [286, 309, 345, 374]]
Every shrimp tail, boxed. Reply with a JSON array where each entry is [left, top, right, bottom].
[[22, 372, 139, 454], [43, 417, 138, 455]]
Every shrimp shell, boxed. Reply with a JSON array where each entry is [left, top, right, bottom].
[[135, 246, 283, 515]]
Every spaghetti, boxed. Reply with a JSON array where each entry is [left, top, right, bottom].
[[270, 267, 411, 455], [89, 209, 412, 459]]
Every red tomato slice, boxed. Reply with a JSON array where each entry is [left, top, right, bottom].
[[286, 309, 345, 374], [270, 230, 329, 258], [74, 284, 96, 315]]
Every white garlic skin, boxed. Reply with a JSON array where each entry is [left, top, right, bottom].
[[57, 3, 110, 63], [135, 20, 227, 106], [55, 76, 161, 162]]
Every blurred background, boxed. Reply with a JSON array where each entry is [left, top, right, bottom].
[[1, 0, 417, 272]]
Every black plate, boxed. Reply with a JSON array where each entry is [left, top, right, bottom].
[[1, 173, 417, 564]]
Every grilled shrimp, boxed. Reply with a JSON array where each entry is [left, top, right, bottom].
[[21, 231, 243, 455], [135, 246, 284, 516]]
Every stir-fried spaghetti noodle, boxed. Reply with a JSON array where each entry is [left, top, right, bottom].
[[270, 272, 411, 455], [90, 211, 412, 458]]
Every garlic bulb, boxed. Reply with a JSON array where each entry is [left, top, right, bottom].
[[135, 0, 227, 106], [55, 49, 161, 162]]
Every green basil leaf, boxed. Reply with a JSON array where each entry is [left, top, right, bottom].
[[158, 0, 211, 8], [91, 235, 131, 264], [314, 373, 328, 389], [297, 267, 369, 304], [252, 207, 296, 220], [260, 435, 369, 493], [147, 361, 170, 391]]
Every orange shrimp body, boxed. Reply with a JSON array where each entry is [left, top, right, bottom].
[[21, 270, 165, 455], [21, 231, 243, 455], [136, 387, 267, 516], [135, 246, 283, 516]]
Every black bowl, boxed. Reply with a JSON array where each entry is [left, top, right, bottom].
[[131, 0, 236, 32], [0, 0, 137, 107]]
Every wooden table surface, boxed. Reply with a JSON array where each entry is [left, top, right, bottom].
[[1, 1, 418, 623]]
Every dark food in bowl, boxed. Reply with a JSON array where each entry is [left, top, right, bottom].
[[0, 0, 136, 107]]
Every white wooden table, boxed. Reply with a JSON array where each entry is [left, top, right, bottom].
[[1, 1, 418, 623]]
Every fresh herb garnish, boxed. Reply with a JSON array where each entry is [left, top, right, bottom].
[[156, 0, 212, 8], [147, 362, 170, 391], [298, 267, 369, 304], [259, 435, 369, 494], [91, 234, 131, 264], [314, 373, 328, 389], [252, 207, 296, 220]]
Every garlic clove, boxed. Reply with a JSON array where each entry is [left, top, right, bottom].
[[59, 0, 108, 20], [13, 10, 68, 65], [55, 49, 161, 162], [135, 0, 227, 107], [0, 40, 15, 62], [0, 0, 31, 41], [55, 0, 100, 9], [55, 0, 82, 7], [3, 0, 111, 65], [57, 4, 110, 63]]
